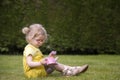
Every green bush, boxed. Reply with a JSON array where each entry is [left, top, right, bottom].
[[0, 0, 120, 54]]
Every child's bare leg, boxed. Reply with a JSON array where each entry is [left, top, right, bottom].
[[54, 63, 66, 72]]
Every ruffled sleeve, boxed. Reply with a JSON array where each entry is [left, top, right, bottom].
[[23, 45, 36, 57]]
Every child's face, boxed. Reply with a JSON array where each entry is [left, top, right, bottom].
[[29, 33, 45, 48]]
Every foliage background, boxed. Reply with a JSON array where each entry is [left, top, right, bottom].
[[0, 0, 120, 55]]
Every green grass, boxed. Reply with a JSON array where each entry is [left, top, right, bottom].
[[0, 55, 120, 80]]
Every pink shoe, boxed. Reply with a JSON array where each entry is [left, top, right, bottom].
[[62, 65, 88, 76], [78, 64, 89, 73]]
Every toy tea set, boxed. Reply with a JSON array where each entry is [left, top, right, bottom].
[[45, 51, 58, 65]]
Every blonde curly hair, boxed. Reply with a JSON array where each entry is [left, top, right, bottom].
[[22, 24, 47, 43]]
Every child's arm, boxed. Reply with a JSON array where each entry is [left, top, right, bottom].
[[26, 55, 46, 67]]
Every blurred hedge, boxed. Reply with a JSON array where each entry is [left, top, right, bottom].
[[0, 0, 120, 55]]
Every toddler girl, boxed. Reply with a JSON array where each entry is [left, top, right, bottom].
[[22, 23, 88, 78]]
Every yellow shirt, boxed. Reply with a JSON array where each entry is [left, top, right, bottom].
[[23, 44, 47, 78]]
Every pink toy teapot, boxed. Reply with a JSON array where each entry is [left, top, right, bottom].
[[45, 51, 58, 65]]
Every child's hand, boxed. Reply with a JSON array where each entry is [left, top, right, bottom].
[[40, 58, 47, 65]]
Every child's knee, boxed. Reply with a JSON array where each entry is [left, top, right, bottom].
[[46, 67, 55, 74]]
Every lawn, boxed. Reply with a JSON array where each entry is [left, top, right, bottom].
[[0, 55, 120, 80]]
